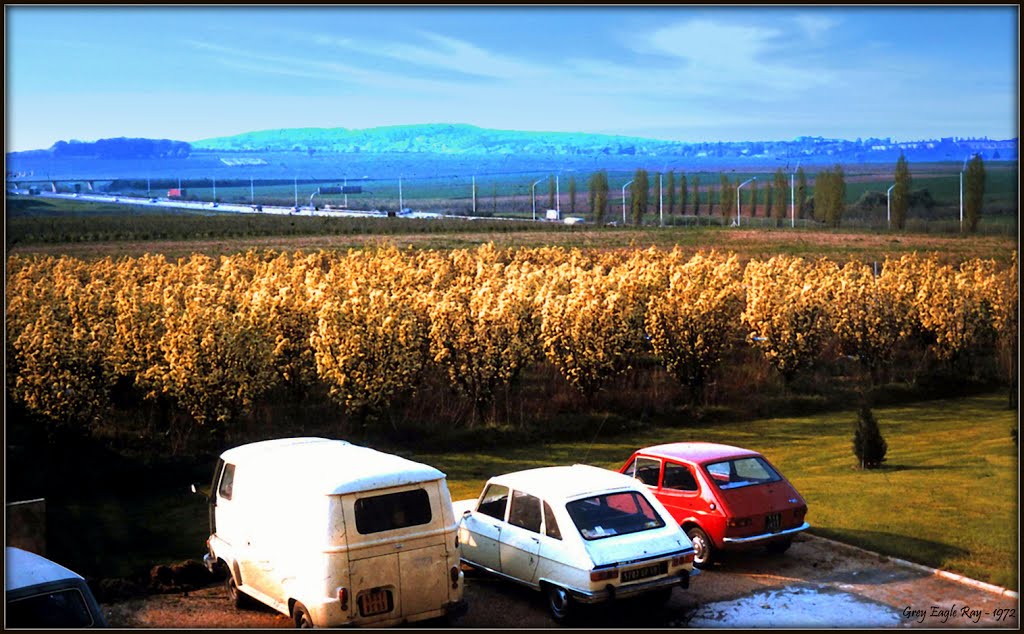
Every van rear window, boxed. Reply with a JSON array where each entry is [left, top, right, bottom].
[[354, 489, 432, 534]]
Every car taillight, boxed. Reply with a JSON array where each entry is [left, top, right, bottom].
[[671, 553, 694, 567], [727, 517, 753, 528], [590, 568, 619, 582], [450, 566, 460, 589], [337, 587, 349, 611]]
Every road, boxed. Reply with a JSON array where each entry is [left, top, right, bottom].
[[102, 534, 1018, 628], [9, 189, 549, 222]]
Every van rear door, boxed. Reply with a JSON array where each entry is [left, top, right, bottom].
[[342, 481, 451, 623]]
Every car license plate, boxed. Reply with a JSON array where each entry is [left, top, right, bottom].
[[621, 561, 667, 583], [766, 512, 782, 532], [357, 588, 393, 617]]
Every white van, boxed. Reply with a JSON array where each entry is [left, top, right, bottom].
[[201, 437, 466, 627]]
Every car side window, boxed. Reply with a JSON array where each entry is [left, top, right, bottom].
[[478, 484, 510, 520], [626, 457, 661, 487], [543, 502, 562, 540], [508, 490, 542, 533], [218, 463, 235, 500], [663, 462, 699, 492]]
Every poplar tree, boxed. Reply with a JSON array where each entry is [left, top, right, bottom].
[[666, 171, 676, 215], [691, 175, 700, 215], [588, 170, 609, 223], [631, 168, 649, 225], [965, 154, 986, 233], [568, 175, 577, 215], [680, 171, 688, 216], [749, 178, 759, 218], [796, 167, 808, 219], [892, 153, 912, 230], [773, 168, 787, 225]]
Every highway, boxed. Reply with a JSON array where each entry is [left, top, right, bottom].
[[9, 189, 447, 220]]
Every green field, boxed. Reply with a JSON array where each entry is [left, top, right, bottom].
[[419, 393, 1018, 591]]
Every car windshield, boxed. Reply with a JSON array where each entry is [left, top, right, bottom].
[[565, 491, 665, 541], [704, 456, 782, 490]]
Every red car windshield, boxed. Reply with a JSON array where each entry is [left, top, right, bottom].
[[704, 456, 782, 490], [565, 491, 665, 540]]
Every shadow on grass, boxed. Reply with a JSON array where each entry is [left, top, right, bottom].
[[810, 528, 969, 575]]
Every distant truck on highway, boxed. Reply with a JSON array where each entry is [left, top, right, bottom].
[[168, 188, 186, 198]]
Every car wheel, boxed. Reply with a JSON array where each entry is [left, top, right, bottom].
[[765, 537, 793, 555], [685, 526, 715, 569], [293, 602, 314, 628], [544, 583, 576, 624], [226, 575, 250, 610]]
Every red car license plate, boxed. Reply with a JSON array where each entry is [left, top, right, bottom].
[[766, 512, 782, 532], [357, 588, 393, 617], [621, 561, 667, 583]]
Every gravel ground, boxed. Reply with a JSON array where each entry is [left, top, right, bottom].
[[102, 534, 1018, 629]]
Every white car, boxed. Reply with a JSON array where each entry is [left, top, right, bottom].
[[455, 464, 697, 624], [5, 547, 108, 627]]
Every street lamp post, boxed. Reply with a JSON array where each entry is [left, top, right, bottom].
[[737, 177, 756, 226], [212, 176, 216, 203], [294, 177, 298, 209], [659, 173, 664, 226], [886, 183, 896, 229], [621, 179, 634, 225], [399, 175, 403, 212], [959, 154, 972, 232], [531, 178, 544, 221], [250, 176, 255, 205], [790, 160, 801, 228]]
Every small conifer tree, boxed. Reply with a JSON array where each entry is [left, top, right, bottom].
[[853, 405, 888, 469]]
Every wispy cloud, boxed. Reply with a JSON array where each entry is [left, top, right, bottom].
[[182, 39, 470, 93], [794, 14, 838, 40], [307, 30, 549, 80]]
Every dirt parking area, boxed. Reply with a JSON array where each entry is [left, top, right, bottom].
[[102, 534, 1018, 628]]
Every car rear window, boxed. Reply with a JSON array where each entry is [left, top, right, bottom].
[[565, 491, 665, 540], [704, 456, 782, 490], [354, 488, 432, 534], [6, 588, 96, 627]]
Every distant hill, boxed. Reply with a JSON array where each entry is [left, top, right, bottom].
[[191, 124, 1017, 164], [193, 124, 679, 156], [48, 137, 192, 159]]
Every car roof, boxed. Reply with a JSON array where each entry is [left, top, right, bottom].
[[635, 442, 762, 464], [488, 465, 643, 501], [220, 437, 445, 495], [5, 547, 83, 591]]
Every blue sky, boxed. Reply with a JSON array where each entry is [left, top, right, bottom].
[[5, 5, 1019, 152]]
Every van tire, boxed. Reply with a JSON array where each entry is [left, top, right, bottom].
[[226, 576, 251, 610], [292, 602, 314, 628]]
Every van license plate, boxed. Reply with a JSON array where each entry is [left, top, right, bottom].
[[357, 589, 393, 617]]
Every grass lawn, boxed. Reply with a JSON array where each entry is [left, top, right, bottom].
[[418, 393, 1019, 591]]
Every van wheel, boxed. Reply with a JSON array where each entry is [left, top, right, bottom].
[[685, 526, 715, 569], [226, 576, 251, 610], [292, 602, 314, 628], [544, 584, 576, 624]]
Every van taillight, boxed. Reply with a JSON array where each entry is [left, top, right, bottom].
[[450, 566, 460, 589], [337, 587, 349, 611], [590, 568, 619, 582]]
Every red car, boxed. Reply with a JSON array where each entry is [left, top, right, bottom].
[[618, 442, 809, 569]]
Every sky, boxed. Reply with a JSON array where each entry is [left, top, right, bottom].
[[4, 5, 1019, 152]]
